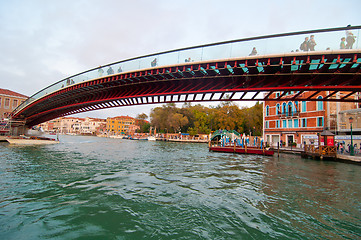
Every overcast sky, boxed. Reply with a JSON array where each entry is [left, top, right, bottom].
[[1, 0, 360, 119]]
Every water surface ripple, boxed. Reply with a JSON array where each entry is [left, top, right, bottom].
[[0, 135, 360, 239]]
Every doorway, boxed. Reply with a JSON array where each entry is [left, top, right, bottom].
[[287, 135, 294, 146]]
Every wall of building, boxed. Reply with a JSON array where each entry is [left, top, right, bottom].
[[106, 116, 138, 135], [0, 89, 28, 119], [39, 117, 106, 135], [263, 91, 359, 148]]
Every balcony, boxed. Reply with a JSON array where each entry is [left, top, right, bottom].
[[278, 111, 300, 118]]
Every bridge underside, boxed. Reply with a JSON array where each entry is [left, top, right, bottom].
[[14, 51, 361, 127]]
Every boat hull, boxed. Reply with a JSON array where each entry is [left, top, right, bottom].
[[209, 146, 274, 156]]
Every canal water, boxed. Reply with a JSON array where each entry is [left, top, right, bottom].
[[0, 135, 360, 239]]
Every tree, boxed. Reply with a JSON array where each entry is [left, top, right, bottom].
[[168, 113, 189, 133], [190, 106, 212, 134], [149, 101, 263, 136], [136, 113, 148, 121], [135, 113, 150, 133], [240, 102, 263, 135]]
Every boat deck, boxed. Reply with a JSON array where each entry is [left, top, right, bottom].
[[209, 145, 274, 156]]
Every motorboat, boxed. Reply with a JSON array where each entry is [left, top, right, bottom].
[[148, 136, 156, 141]]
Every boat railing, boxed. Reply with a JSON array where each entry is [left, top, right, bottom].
[[209, 140, 265, 149]]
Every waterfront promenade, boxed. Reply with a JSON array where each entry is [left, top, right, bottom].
[[276, 146, 361, 164]]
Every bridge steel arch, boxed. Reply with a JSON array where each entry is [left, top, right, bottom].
[[12, 26, 361, 127]]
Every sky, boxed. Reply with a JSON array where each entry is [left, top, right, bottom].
[[0, 0, 360, 120]]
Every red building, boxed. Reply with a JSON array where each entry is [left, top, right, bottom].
[[263, 91, 359, 147]]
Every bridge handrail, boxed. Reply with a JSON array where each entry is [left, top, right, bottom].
[[13, 25, 361, 116]]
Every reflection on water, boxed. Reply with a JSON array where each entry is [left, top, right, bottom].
[[0, 135, 360, 239]]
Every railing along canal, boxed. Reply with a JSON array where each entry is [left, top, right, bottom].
[[304, 144, 337, 158]]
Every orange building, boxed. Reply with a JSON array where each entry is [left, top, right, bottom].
[[263, 91, 359, 147], [106, 116, 139, 135]]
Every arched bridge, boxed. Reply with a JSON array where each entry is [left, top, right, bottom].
[[12, 26, 361, 127]]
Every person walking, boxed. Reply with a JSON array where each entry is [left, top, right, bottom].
[[346, 31, 356, 49], [340, 37, 346, 49], [300, 37, 309, 51], [308, 35, 317, 51]]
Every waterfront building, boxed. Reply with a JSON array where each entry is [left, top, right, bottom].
[[39, 119, 57, 133], [0, 88, 28, 120], [106, 116, 139, 135], [79, 117, 106, 135], [39, 117, 106, 135], [263, 91, 360, 147]]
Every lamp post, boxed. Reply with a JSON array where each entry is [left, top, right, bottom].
[[349, 117, 354, 156]]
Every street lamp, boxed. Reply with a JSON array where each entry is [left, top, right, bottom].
[[349, 117, 354, 156]]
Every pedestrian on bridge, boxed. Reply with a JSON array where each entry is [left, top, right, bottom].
[[308, 35, 317, 51], [300, 37, 309, 51], [151, 58, 157, 67], [249, 47, 257, 56], [346, 31, 356, 49], [340, 37, 346, 49], [107, 66, 114, 75], [98, 67, 104, 77]]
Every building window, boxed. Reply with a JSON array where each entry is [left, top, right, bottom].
[[317, 117, 324, 127], [265, 121, 269, 129], [12, 99, 18, 109], [4, 98, 10, 109], [276, 104, 280, 115], [302, 101, 307, 112], [294, 119, 299, 128], [275, 92, 280, 98], [317, 96, 323, 111], [282, 120, 287, 128], [282, 103, 286, 114], [301, 118, 307, 128], [288, 119, 292, 128], [287, 102, 293, 116], [276, 120, 280, 128], [266, 106, 269, 116]]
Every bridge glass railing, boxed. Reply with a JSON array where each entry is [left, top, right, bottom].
[[14, 26, 361, 115]]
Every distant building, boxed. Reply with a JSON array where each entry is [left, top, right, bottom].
[[263, 91, 360, 147], [106, 116, 139, 135], [39, 117, 106, 135], [81, 117, 107, 135], [0, 88, 28, 119]]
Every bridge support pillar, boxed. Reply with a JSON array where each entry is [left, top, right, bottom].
[[9, 126, 26, 136]]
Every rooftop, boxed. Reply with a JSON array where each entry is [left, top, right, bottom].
[[0, 88, 28, 99]]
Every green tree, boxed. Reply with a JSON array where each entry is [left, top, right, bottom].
[[149, 101, 263, 136], [136, 113, 148, 121], [135, 113, 150, 133], [190, 105, 212, 134], [168, 113, 189, 133]]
